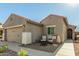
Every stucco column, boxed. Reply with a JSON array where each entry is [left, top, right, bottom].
[[73, 30, 75, 40]]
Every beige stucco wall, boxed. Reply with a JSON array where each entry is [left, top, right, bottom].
[[62, 20, 67, 42], [41, 15, 67, 43], [25, 22, 43, 43]]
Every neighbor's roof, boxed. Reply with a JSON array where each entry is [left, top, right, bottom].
[[40, 14, 68, 26], [75, 31, 79, 35], [68, 24, 76, 29], [11, 14, 43, 26]]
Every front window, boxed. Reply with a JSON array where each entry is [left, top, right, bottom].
[[48, 27, 54, 35]]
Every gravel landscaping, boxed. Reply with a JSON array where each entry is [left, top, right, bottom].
[[0, 49, 17, 56], [74, 39, 79, 56], [20, 42, 61, 53]]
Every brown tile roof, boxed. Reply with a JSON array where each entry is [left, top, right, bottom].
[[8, 13, 75, 28], [11, 13, 43, 26], [40, 14, 68, 26]]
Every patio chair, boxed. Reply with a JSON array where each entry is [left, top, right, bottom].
[[47, 35, 57, 44], [40, 35, 47, 46], [47, 35, 52, 44]]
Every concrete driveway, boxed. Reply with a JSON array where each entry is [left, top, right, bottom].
[[0, 41, 55, 56]]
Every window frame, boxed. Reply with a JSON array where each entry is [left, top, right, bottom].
[[47, 27, 54, 35]]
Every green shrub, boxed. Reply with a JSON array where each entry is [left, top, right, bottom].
[[0, 47, 4, 53], [2, 44, 8, 51], [2, 44, 8, 50], [18, 49, 28, 56], [0, 44, 8, 53]]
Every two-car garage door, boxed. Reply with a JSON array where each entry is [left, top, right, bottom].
[[6, 27, 23, 43]]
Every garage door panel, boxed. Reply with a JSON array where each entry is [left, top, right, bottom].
[[7, 27, 23, 43]]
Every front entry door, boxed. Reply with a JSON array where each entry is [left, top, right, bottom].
[[67, 29, 72, 39]]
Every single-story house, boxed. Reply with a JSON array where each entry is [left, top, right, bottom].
[[2, 13, 76, 43]]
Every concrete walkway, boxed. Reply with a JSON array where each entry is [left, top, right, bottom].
[[56, 40, 75, 56]]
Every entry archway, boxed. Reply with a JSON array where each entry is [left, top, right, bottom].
[[67, 28, 73, 39]]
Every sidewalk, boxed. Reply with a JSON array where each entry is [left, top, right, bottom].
[[56, 40, 75, 56]]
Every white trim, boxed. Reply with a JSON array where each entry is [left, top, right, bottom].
[[4, 25, 23, 29], [46, 25, 56, 27]]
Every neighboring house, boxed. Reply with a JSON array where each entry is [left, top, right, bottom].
[[0, 25, 3, 38], [75, 32, 79, 40], [2, 13, 76, 43]]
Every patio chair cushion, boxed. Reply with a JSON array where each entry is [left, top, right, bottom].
[[41, 36, 47, 41]]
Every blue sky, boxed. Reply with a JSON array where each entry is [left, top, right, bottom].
[[0, 3, 79, 27]]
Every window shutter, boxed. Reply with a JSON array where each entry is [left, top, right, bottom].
[[48, 27, 50, 34]]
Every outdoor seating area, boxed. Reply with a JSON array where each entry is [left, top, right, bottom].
[[40, 35, 61, 45]]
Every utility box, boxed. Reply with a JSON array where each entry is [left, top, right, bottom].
[[22, 32, 32, 45]]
